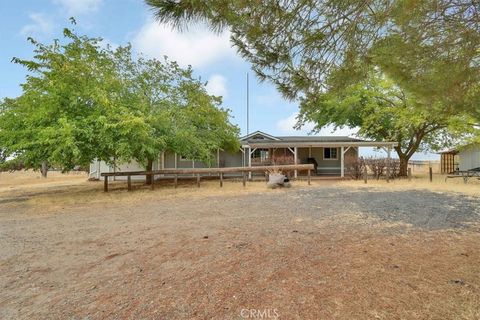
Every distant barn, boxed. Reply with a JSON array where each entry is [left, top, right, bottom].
[[458, 144, 480, 171], [438, 149, 459, 174], [439, 144, 480, 173]]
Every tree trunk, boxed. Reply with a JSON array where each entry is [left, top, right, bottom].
[[399, 155, 409, 177], [40, 161, 48, 178], [145, 159, 153, 185]]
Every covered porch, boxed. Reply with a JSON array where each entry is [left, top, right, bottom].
[[242, 141, 398, 179]]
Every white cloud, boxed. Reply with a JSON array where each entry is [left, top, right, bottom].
[[206, 74, 228, 97], [53, 0, 102, 15], [255, 92, 282, 108], [316, 124, 358, 137], [276, 112, 358, 136], [276, 112, 315, 135], [20, 13, 54, 37], [132, 21, 237, 68]]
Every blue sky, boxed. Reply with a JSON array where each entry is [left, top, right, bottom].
[[0, 0, 438, 160]]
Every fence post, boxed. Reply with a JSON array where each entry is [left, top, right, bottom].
[[174, 174, 178, 188], [197, 174, 201, 188], [408, 168, 412, 181], [220, 173, 223, 187], [104, 175, 108, 192], [307, 169, 311, 185], [242, 173, 246, 187], [151, 174, 155, 190], [386, 147, 391, 183], [363, 166, 368, 184], [429, 167, 433, 182], [127, 175, 132, 191]]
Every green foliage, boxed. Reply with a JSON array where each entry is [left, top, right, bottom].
[[0, 148, 7, 165], [110, 45, 240, 166], [146, 0, 480, 116], [298, 69, 476, 173], [0, 157, 25, 172], [0, 24, 239, 172], [146, 0, 480, 169]]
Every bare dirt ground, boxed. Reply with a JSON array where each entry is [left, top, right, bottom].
[[0, 171, 479, 319]]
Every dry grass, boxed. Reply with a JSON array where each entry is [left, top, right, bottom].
[[1, 171, 479, 215], [0, 170, 315, 214], [340, 173, 480, 197], [0, 171, 479, 319]]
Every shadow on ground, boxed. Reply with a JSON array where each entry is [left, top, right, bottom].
[[228, 186, 480, 231]]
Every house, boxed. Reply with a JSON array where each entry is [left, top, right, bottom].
[[89, 131, 397, 180]]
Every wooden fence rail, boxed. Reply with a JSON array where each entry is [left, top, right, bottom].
[[101, 164, 314, 192]]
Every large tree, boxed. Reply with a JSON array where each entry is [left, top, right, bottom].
[[0, 23, 239, 178], [298, 70, 476, 175], [146, 0, 480, 116], [111, 45, 240, 183], [0, 28, 125, 177]]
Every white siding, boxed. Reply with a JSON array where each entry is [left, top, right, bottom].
[[459, 145, 480, 171], [88, 150, 244, 181]]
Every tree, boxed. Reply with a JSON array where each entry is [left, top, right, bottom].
[[0, 23, 240, 179], [146, 0, 480, 115], [0, 26, 135, 177], [297, 70, 475, 176], [111, 46, 240, 183], [0, 148, 6, 164]]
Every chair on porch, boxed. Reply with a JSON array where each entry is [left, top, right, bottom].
[[306, 157, 318, 175]]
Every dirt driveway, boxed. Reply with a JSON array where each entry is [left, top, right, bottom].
[[0, 176, 479, 319]]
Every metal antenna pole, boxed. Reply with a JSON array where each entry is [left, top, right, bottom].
[[246, 72, 249, 135]]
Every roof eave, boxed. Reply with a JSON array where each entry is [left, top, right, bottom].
[[242, 141, 398, 148]]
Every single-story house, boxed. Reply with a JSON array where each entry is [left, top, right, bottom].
[[89, 131, 397, 180]]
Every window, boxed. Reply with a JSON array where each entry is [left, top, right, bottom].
[[323, 148, 338, 160], [253, 148, 269, 162], [260, 150, 269, 162]]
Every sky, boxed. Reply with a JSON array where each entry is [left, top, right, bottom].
[[0, 0, 438, 160]]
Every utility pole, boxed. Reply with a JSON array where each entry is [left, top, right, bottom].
[[246, 72, 249, 135]]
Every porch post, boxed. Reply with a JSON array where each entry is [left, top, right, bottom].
[[217, 148, 220, 168], [294, 146, 298, 179], [248, 147, 252, 179], [341, 146, 345, 178], [240, 147, 245, 167], [174, 153, 177, 169], [309, 146, 312, 158], [387, 146, 391, 182]]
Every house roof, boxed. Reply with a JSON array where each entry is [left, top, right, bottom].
[[240, 130, 280, 141], [437, 149, 459, 155], [239, 130, 397, 148], [276, 136, 365, 143], [240, 130, 363, 143]]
